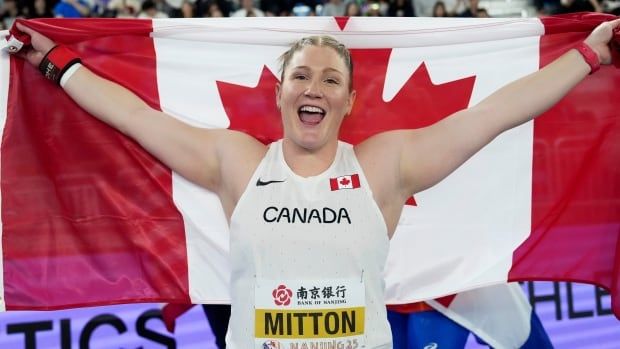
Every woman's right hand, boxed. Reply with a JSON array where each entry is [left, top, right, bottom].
[[583, 18, 620, 65], [13, 23, 57, 67]]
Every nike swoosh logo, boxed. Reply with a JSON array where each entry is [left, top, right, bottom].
[[256, 178, 286, 186]]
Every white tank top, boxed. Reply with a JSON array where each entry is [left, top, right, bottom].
[[227, 140, 392, 349]]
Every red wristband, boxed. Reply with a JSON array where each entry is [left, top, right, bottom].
[[574, 42, 600, 74], [38, 46, 82, 85]]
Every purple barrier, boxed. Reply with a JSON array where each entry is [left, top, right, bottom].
[[466, 281, 618, 348], [0, 303, 217, 348]]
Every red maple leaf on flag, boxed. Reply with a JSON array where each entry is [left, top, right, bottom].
[[217, 49, 476, 206]]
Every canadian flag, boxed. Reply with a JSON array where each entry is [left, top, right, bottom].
[[330, 174, 361, 191], [0, 15, 619, 337]]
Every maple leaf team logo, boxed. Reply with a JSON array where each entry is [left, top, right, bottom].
[[330, 174, 361, 191], [272, 284, 293, 306]]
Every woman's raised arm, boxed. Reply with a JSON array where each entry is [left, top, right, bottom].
[[13, 23, 265, 197], [357, 19, 619, 233]]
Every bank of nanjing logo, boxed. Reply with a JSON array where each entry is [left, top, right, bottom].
[[272, 284, 293, 306]]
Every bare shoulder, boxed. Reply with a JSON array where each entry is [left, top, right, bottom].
[[215, 129, 267, 214], [216, 129, 267, 181], [215, 129, 267, 157], [354, 130, 414, 236], [354, 131, 408, 201], [354, 130, 411, 178]]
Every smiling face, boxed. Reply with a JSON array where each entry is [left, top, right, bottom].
[[276, 43, 356, 152]]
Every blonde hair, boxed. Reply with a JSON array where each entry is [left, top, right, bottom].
[[279, 36, 354, 90]]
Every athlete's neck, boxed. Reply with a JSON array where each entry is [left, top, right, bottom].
[[282, 138, 338, 177]]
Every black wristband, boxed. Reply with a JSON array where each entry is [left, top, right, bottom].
[[38, 46, 82, 85]]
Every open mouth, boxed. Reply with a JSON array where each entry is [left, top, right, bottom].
[[298, 105, 326, 126]]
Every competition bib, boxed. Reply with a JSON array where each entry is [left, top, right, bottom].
[[255, 278, 366, 349]]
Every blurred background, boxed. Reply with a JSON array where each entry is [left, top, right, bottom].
[[1, 0, 620, 31]]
